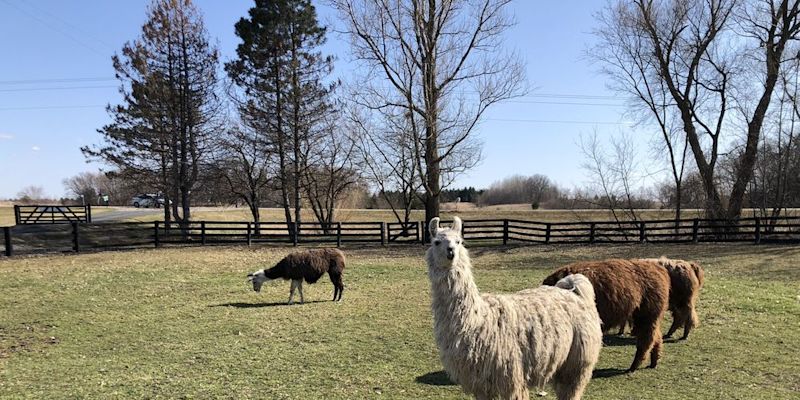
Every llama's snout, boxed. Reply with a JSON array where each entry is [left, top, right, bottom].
[[248, 271, 266, 292]]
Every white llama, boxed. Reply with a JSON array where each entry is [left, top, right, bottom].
[[426, 217, 602, 400]]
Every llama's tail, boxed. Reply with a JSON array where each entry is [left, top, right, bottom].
[[690, 261, 704, 288], [555, 273, 596, 304]]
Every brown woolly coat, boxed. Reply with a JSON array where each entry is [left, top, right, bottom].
[[543, 259, 670, 372], [644, 257, 704, 340], [265, 248, 346, 283]]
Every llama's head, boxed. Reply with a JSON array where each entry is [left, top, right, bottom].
[[246, 269, 272, 292], [427, 216, 466, 267]]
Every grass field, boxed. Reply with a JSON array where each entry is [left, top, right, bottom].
[[119, 205, 708, 224], [1, 243, 798, 399]]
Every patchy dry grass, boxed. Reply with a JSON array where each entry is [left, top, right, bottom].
[[1, 243, 799, 399], [120, 206, 708, 224], [0, 207, 14, 227]]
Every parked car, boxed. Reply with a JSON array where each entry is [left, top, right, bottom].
[[131, 194, 165, 208]]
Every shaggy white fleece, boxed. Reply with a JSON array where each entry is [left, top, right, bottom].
[[426, 217, 602, 400]]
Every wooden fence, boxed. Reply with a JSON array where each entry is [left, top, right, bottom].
[[14, 205, 92, 225], [2, 216, 799, 257]]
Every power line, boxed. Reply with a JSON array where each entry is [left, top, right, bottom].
[[486, 118, 632, 125], [0, 77, 116, 86], [0, 0, 109, 57], [0, 85, 117, 93], [523, 93, 622, 100], [22, 1, 117, 50], [0, 104, 105, 112], [505, 100, 624, 107]]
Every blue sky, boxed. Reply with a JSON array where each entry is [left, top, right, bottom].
[[0, 0, 645, 199]]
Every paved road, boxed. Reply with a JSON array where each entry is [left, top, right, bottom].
[[91, 207, 162, 222]]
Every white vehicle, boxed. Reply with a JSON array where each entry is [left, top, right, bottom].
[[130, 194, 165, 208]]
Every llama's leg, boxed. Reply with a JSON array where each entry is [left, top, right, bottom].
[[509, 386, 529, 400], [474, 391, 492, 400], [648, 334, 663, 368], [297, 281, 304, 304], [681, 306, 699, 340], [553, 365, 592, 400], [330, 273, 344, 301], [628, 320, 658, 372], [288, 279, 299, 305], [664, 308, 686, 339]]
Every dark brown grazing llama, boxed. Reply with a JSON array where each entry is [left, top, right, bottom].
[[543, 259, 670, 372], [247, 248, 346, 304], [643, 257, 704, 340]]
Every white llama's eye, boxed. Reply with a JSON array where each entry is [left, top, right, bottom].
[[434, 240, 441, 246]]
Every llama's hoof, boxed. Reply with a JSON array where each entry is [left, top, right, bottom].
[[663, 334, 673, 339]]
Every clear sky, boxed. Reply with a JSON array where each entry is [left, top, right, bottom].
[[0, 0, 647, 199]]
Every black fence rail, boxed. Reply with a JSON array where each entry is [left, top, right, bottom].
[[14, 205, 92, 225], [2, 216, 800, 257]]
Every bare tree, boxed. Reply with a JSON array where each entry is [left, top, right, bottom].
[[63, 172, 111, 205], [215, 125, 274, 225], [348, 105, 422, 226], [330, 0, 526, 233], [16, 186, 46, 204], [594, 0, 800, 220], [303, 120, 360, 231], [477, 174, 560, 207], [580, 131, 645, 225]]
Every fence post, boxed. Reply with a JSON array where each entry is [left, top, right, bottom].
[[201, 221, 206, 245], [291, 222, 298, 246], [87, 204, 92, 223], [71, 222, 80, 252], [692, 219, 699, 243], [639, 222, 646, 243], [246, 222, 252, 246], [380, 222, 387, 246], [3, 227, 12, 257], [337, 222, 342, 248], [418, 221, 424, 244], [589, 223, 596, 244], [13, 205, 21, 225], [545, 223, 552, 244], [154, 221, 160, 248], [754, 217, 761, 245], [502, 219, 509, 245]]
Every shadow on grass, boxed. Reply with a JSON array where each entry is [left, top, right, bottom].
[[208, 300, 328, 308], [415, 370, 456, 386], [602, 335, 637, 347], [592, 368, 629, 379]]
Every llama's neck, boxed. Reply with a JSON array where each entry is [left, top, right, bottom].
[[264, 264, 285, 280], [428, 253, 486, 332]]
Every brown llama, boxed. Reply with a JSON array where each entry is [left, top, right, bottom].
[[543, 259, 670, 372], [643, 257, 704, 340]]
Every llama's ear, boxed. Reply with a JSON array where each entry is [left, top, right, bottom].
[[451, 216, 462, 236], [428, 217, 441, 239]]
